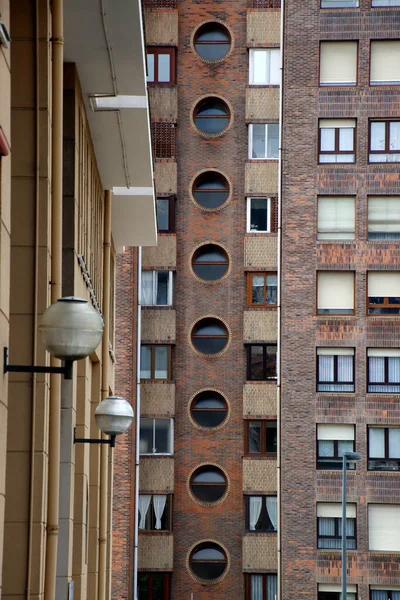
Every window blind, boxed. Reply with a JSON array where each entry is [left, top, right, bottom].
[[318, 272, 354, 310], [317, 503, 356, 518], [319, 584, 357, 593], [368, 348, 400, 358], [317, 424, 355, 440], [318, 196, 355, 240], [369, 504, 400, 551], [368, 272, 400, 297], [370, 41, 400, 84], [317, 348, 354, 356], [368, 197, 400, 233], [320, 42, 357, 85], [319, 119, 356, 129]]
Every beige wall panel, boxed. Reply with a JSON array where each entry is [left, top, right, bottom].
[[244, 236, 277, 269], [0, 403, 6, 491], [154, 162, 177, 195], [141, 383, 175, 417], [8, 315, 34, 365], [243, 384, 277, 417], [9, 246, 34, 314], [11, 109, 35, 177], [139, 458, 174, 492], [246, 88, 279, 121], [2, 522, 29, 595], [138, 535, 173, 570], [0, 222, 11, 316], [142, 235, 177, 269], [33, 381, 50, 453], [4, 451, 30, 522], [242, 535, 278, 571], [0, 154, 11, 233], [10, 40, 35, 108], [0, 46, 11, 142], [29, 521, 46, 594], [6, 383, 32, 452], [144, 11, 178, 45], [243, 459, 277, 492], [148, 86, 178, 121], [141, 309, 176, 343], [245, 162, 278, 195], [247, 11, 281, 45], [244, 310, 277, 342]]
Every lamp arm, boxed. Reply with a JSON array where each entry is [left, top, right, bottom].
[[73, 428, 116, 448], [3, 347, 73, 379]]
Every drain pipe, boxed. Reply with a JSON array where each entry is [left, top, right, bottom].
[[133, 247, 142, 600], [44, 0, 63, 597], [276, 0, 285, 598]]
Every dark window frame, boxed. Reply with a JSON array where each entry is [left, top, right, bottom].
[[320, 0, 359, 6], [140, 344, 172, 381], [192, 171, 230, 209], [318, 122, 356, 164], [247, 272, 278, 307], [317, 432, 356, 470], [367, 354, 400, 392], [368, 426, 400, 471], [246, 344, 277, 381], [156, 196, 175, 233], [138, 572, 171, 600], [244, 420, 277, 457], [316, 353, 355, 392], [319, 592, 357, 600], [139, 417, 174, 456], [317, 514, 357, 549], [368, 296, 400, 315], [369, 120, 400, 162], [245, 495, 278, 532], [190, 466, 228, 503], [192, 245, 229, 281], [194, 23, 231, 61], [244, 573, 278, 600], [190, 391, 228, 428], [370, 590, 400, 600], [189, 542, 227, 581], [193, 98, 231, 135], [191, 319, 229, 355], [146, 46, 176, 84], [139, 494, 173, 532]]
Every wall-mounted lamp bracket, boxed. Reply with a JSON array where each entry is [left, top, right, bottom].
[[73, 427, 116, 448], [3, 347, 73, 380]]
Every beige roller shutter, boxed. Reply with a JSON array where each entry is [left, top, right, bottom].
[[318, 196, 355, 239], [369, 504, 400, 551], [368, 272, 400, 297], [368, 348, 400, 358], [317, 348, 354, 356], [368, 197, 400, 233], [320, 42, 357, 85], [317, 503, 356, 518], [317, 424, 355, 440], [370, 41, 400, 84], [319, 119, 356, 129], [318, 272, 354, 310]]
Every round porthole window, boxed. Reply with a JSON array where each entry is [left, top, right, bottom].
[[190, 466, 228, 503], [190, 390, 228, 428], [192, 244, 229, 282], [193, 97, 230, 135], [191, 318, 228, 355], [192, 172, 230, 210], [189, 542, 228, 582], [194, 23, 231, 61]]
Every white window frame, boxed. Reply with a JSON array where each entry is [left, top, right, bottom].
[[248, 123, 279, 160], [141, 270, 173, 306], [249, 48, 280, 85], [246, 197, 271, 233], [139, 418, 174, 456]]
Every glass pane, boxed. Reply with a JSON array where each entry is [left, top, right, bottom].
[[141, 271, 154, 306], [138, 573, 149, 600], [252, 275, 265, 304], [195, 248, 226, 262], [318, 355, 334, 382], [270, 49, 280, 85], [191, 483, 225, 502], [192, 409, 226, 428], [194, 321, 226, 336], [250, 198, 269, 231], [252, 50, 268, 84], [139, 419, 153, 454], [191, 561, 225, 580], [147, 54, 155, 82], [154, 346, 168, 379], [390, 121, 400, 151], [319, 440, 334, 457], [197, 100, 228, 116], [251, 575, 263, 600], [250, 346, 264, 379], [249, 422, 261, 453], [338, 440, 354, 456], [140, 346, 152, 379], [152, 573, 165, 600], [158, 54, 171, 83], [196, 25, 230, 42], [389, 428, 400, 458], [193, 393, 225, 409], [369, 428, 385, 458], [194, 116, 229, 134], [192, 470, 225, 483], [339, 128, 354, 151], [265, 346, 277, 379], [320, 128, 335, 151], [193, 263, 227, 280], [369, 357, 385, 383], [195, 43, 230, 61], [370, 122, 386, 151], [266, 422, 277, 453], [388, 357, 400, 383], [156, 198, 169, 231], [194, 190, 228, 208], [156, 272, 169, 305], [318, 517, 335, 536], [337, 355, 353, 383], [251, 124, 266, 158], [155, 419, 171, 453], [193, 546, 224, 560], [267, 123, 279, 158], [266, 275, 278, 304], [195, 174, 227, 190], [193, 337, 227, 354]]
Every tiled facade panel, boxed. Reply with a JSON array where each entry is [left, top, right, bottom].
[[242, 535, 278, 571], [141, 383, 176, 417], [141, 308, 176, 343], [245, 87, 280, 121], [243, 383, 277, 417], [138, 535, 174, 570], [142, 235, 177, 269], [281, 4, 400, 599], [154, 162, 178, 195], [244, 235, 278, 268], [246, 11, 280, 45], [144, 10, 179, 46]]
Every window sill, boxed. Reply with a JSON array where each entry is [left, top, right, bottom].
[[246, 380, 277, 385], [244, 530, 277, 535], [246, 305, 278, 310], [139, 454, 174, 458], [141, 379, 173, 384], [244, 454, 277, 459], [247, 158, 279, 162], [139, 530, 172, 535], [247, 84, 280, 88], [142, 305, 175, 310]]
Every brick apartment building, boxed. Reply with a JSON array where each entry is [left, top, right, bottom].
[[113, 0, 400, 599]]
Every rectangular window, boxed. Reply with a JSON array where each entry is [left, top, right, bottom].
[[247, 344, 277, 381], [247, 272, 277, 307], [372, 0, 400, 4], [146, 47, 176, 84], [141, 271, 173, 306], [318, 584, 357, 600], [246, 496, 278, 532], [156, 196, 175, 233], [138, 572, 171, 600], [369, 121, 400, 163], [248, 124, 279, 159], [370, 41, 400, 85], [321, 0, 358, 5], [246, 197, 271, 233], [245, 574, 277, 600], [368, 197, 400, 240], [371, 589, 400, 600], [249, 48, 280, 85], [368, 427, 400, 471], [319, 120, 356, 163], [317, 196, 355, 240], [245, 420, 277, 456], [138, 494, 172, 531], [139, 418, 174, 455], [367, 349, 400, 393], [317, 503, 357, 550], [368, 504, 400, 551], [317, 348, 355, 393], [317, 271, 355, 315], [368, 272, 400, 315], [140, 345, 171, 380], [320, 41, 357, 86], [317, 424, 355, 470]]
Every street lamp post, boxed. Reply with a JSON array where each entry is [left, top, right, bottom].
[[341, 451, 360, 600]]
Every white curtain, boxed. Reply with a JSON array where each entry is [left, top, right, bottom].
[[153, 495, 167, 530], [319, 355, 334, 381], [249, 496, 262, 530], [141, 271, 154, 306], [388, 357, 400, 383], [371, 592, 388, 600], [369, 428, 385, 458], [251, 575, 263, 600], [266, 497, 278, 531], [369, 357, 385, 382], [138, 495, 152, 530], [338, 355, 353, 382], [267, 574, 278, 600], [389, 428, 400, 458], [318, 517, 338, 548]]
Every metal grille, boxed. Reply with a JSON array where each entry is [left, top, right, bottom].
[[271, 197, 279, 233], [143, 0, 177, 8], [247, 0, 281, 7], [151, 123, 176, 159]]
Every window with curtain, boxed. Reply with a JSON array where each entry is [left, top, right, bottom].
[[247, 272, 278, 306], [140, 345, 171, 380], [138, 572, 171, 600], [368, 349, 400, 393], [246, 420, 277, 455], [317, 503, 357, 549], [371, 590, 400, 600], [317, 196, 355, 241], [368, 197, 400, 240], [248, 124, 279, 159], [141, 270, 173, 306], [368, 427, 400, 471], [249, 48, 280, 85], [368, 272, 400, 314], [317, 348, 355, 392], [319, 120, 356, 163], [138, 494, 172, 531], [246, 496, 278, 532], [139, 418, 174, 455], [319, 41, 357, 86], [369, 120, 400, 163], [245, 574, 278, 600], [317, 424, 355, 470], [317, 272, 355, 315], [369, 504, 400, 551], [370, 41, 400, 85]]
